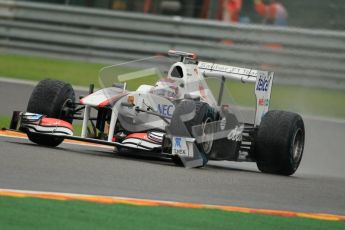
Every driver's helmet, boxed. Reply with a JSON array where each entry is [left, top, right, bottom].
[[151, 78, 181, 99]]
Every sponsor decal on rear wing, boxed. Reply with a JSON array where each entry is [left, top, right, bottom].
[[198, 61, 274, 126], [198, 62, 259, 77], [254, 72, 274, 126]]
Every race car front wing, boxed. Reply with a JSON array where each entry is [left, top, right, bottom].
[[7, 111, 207, 168]]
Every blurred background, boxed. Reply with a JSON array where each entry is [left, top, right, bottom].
[[20, 0, 345, 30], [0, 0, 344, 118]]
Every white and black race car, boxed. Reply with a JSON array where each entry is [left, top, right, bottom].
[[9, 50, 305, 175]]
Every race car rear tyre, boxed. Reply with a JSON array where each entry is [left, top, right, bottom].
[[254, 110, 305, 176], [170, 100, 216, 166], [26, 79, 75, 147]]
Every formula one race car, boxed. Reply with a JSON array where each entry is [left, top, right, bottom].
[[9, 50, 305, 175]]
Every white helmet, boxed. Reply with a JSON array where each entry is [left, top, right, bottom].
[[151, 78, 181, 99]]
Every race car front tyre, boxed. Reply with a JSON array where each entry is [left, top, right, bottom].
[[254, 110, 305, 176], [26, 79, 75, 147]]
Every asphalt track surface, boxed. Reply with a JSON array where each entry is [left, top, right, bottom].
[[0, 80, 345, 215]]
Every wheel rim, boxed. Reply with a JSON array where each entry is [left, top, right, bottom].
[[201, 117, 213, 155], [59, 98, 73, 122], [292, 128, 304, 163]]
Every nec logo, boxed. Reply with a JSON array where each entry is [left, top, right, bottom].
[[158, 104, 173, 117]]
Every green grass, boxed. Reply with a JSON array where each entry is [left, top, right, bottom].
[[0, 116, 10, 129], [1, 53, 345, 118], [0, 196, 343, 230], [227, 83, 345, 118], [0, 53, 104, 87]]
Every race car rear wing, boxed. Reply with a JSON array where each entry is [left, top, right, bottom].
[[198, 62, 274, 126], [199, 62, 258, 83]]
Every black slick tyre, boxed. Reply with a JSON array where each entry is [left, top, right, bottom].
[[26, 79, 75, 147], [254, 110, 305, 176]]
